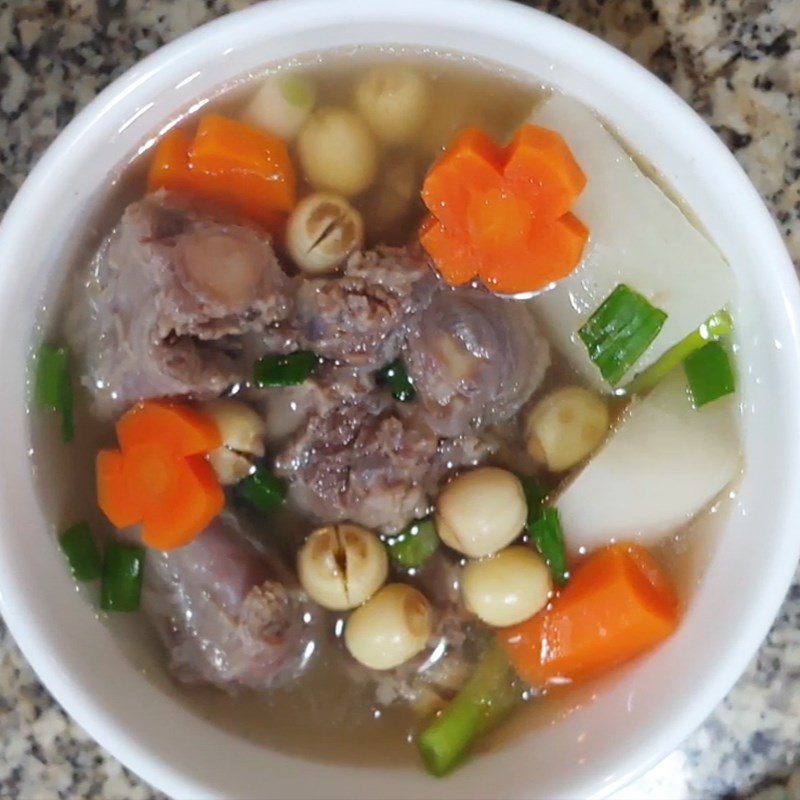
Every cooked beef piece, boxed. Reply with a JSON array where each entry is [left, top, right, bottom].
[[71, 190, 294, 415], [404, 286, 550, 436], [274, 392, 438, 533], [294, 245, 437, 367], [257, 383, 324, 443], [142, 516, 318, 693], [271, 361, 502, 533], [250, 363, 377, 443], [427, 426, 498, 474]]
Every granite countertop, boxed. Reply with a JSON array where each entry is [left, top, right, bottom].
[[1, 0, 799, 798]]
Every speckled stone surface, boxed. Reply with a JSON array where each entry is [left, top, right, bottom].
[[1, 0, 799, 797]]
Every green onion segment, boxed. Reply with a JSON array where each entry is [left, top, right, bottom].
[[418, 641, 522, 776], [385, 518, 439, 568], [279, 74, 316, 108], [579, 285, 667, 387], [35, 343, 74, 442], [59, 522, 102, 582], [529, 507, 570, 587], [520, 477, 547, 530], [684, 340, 736, 408], [519, 478, 569, 587], [100, 542, 145, 612], [625, 310, 733, 396], [254, 351, 318, 387], [236, 465, 287, 513], [376, 358, 416, 402]]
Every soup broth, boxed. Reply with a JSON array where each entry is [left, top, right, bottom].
[[29, 47, 740, 775]]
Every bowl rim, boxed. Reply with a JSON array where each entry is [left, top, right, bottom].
[[2, 0, 800, 798]]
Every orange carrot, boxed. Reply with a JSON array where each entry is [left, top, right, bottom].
[[97, 449, 142, 529], [419, 216, 475, 286], [500, 543, 679, 688], [147, 129, 198, 197], [147, 115, 295, 230], [96, 401, 224, 550], [479, 213, 590, 295], [503, 125, 587, 218], [190, 115, 296, 212], [116, 400, 221, 457], [467, 188, 533, 256], [141, 455, 223, 550], [419, 124, 589, 294], [422, 128, 504, 236]]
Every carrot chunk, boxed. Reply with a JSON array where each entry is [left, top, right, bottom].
[[419, 123, 589, 294], [503, 125, 587, 218], [467, 188, 534, 256], [141, 455, 224, 550], [500, 543, 679, 688], [146, 115, 295, 230], [419, 216, 477, 286], [96, 449, 142, 529], [422, 128, 505, 236], [147, 129, 197, 196], [190, 114, 296, 213], [121, 441, 177, 504], [116, 401, 221, 457], [96, 401, 223, 550], [478, 213, 589, 294]]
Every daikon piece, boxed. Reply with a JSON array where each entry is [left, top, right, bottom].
[[555, 369, 740, 552], [529, 94, 733, 391]]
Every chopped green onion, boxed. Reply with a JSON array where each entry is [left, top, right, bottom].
[[418, 641, 522, 776], [684, 340, 735, 407], [386, 518, 439, 568], [254, 351, 318, 387], [519, 478, 567, 585], [59, 522, 102, 582], [35, 343, 74, 442], [625, 310, 734, 396], [279, 73, 316, 108], [530, 507, 569, 587], [520, 477, 547, 529], [376, 358, 416, 402], [236, 465, 287, 513], [578, 284, 667, 386], [100, 542, 145, 612]]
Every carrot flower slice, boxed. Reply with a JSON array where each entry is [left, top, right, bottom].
[[96, 401, 224, 550], [420, 124, 589, 294], [503, 125, 587, 218], [141, 455, 224, 550], [96, 449, 142, 529], [422, 128, 505, 236], [419, 217, 475, 286], [116, 401, 221, 457]]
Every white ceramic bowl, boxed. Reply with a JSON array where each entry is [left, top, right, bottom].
[[1, 1, 799, 797]]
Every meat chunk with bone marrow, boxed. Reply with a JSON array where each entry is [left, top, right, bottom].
[[275, 392, 438, 533], [404, 287, 550, 436], [142, 516, 318, 692], [69, 190, 295, 415], [294, 245, 437, 367]]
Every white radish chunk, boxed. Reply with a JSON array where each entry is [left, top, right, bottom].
[[555, 369, 740, 551], [528, 95, 733, 392]]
